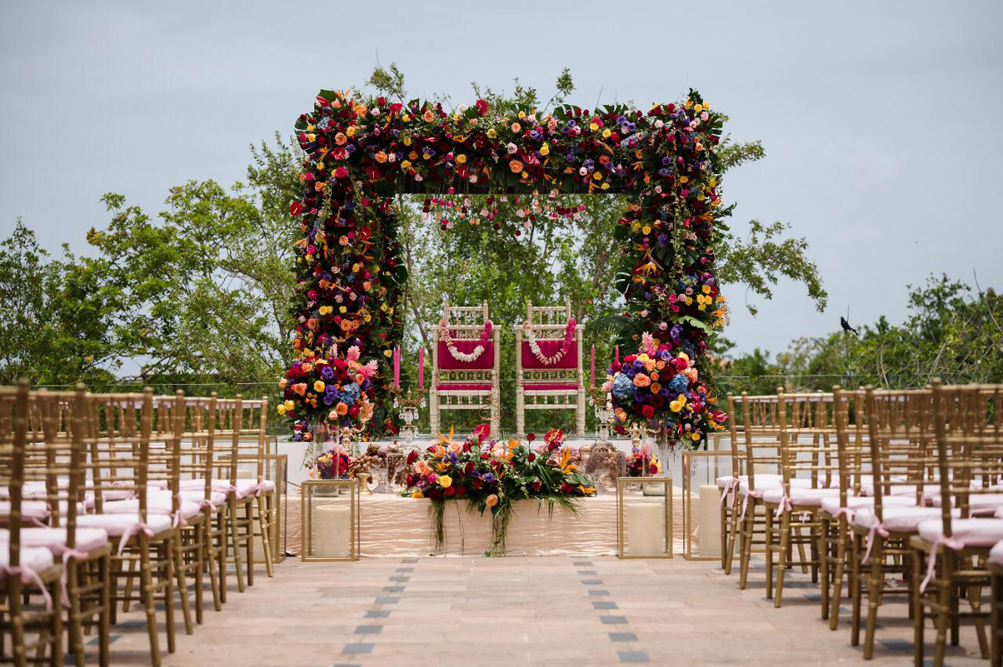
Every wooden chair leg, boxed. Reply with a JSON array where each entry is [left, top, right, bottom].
[[204, 511, 222, 612], [913, 547, 925, 667], [174, 533, 194, 635], [193, 522, 206, 624], [67, 562, 86, 667], [739, 504, 753, 590], [162, 541, 176, 654], [851, 533, 862, 647], [863, 539, 883, 659], [820, 516, 830, 620], [99, 554, 111, 667], [829, 520, 847, 630], [969, 578, 990, 659], [934, 554, 953, 666], [726, 495, 741, 575], [244, 501, 255, 587], [776, 511, 791, 608], [256, 494, 275, 577], [764, 508, 775, 600], [228, 497, 246, 593], [139, 536, 161, 667], [218, 509, 229, 603]]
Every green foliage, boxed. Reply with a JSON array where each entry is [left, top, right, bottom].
[[720, 275, 1003, 394]]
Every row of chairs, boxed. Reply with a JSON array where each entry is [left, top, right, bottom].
[[716, 382, 1003, 666], [0, 382, 278, 666]]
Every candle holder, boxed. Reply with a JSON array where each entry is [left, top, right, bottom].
[[390, 386, 426, 443], [589, 388, 614, 444]]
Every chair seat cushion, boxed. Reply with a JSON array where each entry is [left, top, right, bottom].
[[930, 493, 1003, 515], [0, 544, 56, 574], [233, 479, 274, 498], [0, 500, 87, 521], [820, 495, 916, 517], [763, 487, 840, 507], [917, 518, 1003, 549], [178, 490, 227, 509], [853, 506, 952, 532], [17, 527, 110, 556], [990, 540, 1003, 567], [523, 383, 579, 392], [738, 476, 813, 496], [102, 497, 202, 521], [436, 383, 492, 392], [76, 513, 173, 537], [179, 478, 234, 493]]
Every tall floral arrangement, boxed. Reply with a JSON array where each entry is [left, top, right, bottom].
[[285, 88, 729, 437]]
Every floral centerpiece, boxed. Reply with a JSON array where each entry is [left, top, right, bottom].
[[311, 446, 352, 480], [626, 443, 662, 477], [402, 425, 595, 554], [277, 344, 378, 445], [603, 333, 727, 448]]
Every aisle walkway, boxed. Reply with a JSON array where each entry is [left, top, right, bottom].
[[104, 556, 988, 666]]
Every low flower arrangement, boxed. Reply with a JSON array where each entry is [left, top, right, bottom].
[[312, 446, 352, 480], [603, 333, 727, 448], [626, 444, 661, 477], [402, 426, 596, 554], [278, 345, 378, 442]]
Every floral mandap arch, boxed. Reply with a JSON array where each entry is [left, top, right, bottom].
[[278, 88, 729, 447]]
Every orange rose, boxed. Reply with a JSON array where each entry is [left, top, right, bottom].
[[509, 160, 524, 173]]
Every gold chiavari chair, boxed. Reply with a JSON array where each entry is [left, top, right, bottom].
[[219, 397, 274, 593], [19, 388, 113, 667], [717, 393, 744, 574], [911, 382, 1003, 665], [762, 391, 839, 607], [76, 390, 180, 666], [0, 381, 63, 667], [734, 392, 792, 590], [847, 388, 942, 659], [177, 394, 228, 617]]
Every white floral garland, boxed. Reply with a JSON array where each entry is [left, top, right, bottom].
[[440, 319, 492, 363], [524, 318, 576, 366]]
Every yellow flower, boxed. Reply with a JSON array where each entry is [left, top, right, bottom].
[[540, 143, 550, 156], [602, 129, 611, 139], [456, 154, 467, 164], [487, 128, 497, 139], [403, 136, 412, 146], [384, 349, 393, 357], [702, 285, 711, 294], [642, 225, 651, 235], [438, 475, 453, 488], [411, 491, 424, 499], [402, 114, 411, 122], [589, 122, 598, 132], [518, 111, 526, 119], [276, 405, 287, 415], [346, 126, 356, 137], [670, 401, 682, 413], [401, 160, 412, 170], [313, 380, 325, 392], [284, 400, 294, 411]]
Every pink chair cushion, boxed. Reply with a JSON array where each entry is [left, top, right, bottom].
[[437, 340, 494, 370], [990, 540, 1003, 566], [233, 479, 275, 498], [737, 476, 812, 496], [521, 339, 578, 370], [853, 506, 954, 532], [18, 527, 110, 556], [103, 497, 202, 521], [762, 487, 839, 506], [523, 383, 579, 391], [929, 493, 1003, 515], [178, 490, 227, 509], [0, 544, 55, 574], [436, 383, 492, 392], [820, 495, 916, 517], [76, 513, 173, 538], [180, 478, 234, 493], [918, 518, 1003, 548]]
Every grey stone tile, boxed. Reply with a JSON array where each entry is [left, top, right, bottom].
[[601, 616, 628, 625], [588, 589, 610, 596], [354, 625, 383, 635], [592, 601, 618, 610], [390, 576, 411, 582], [609, 632, 638, 643], [341, 643, 374, 654], [618, 651, 649, 663], [374, 597, 400, 604], [382, 585, 405, 592], [364, 610, 390, 619], [879, 639, 912, 651], [395, 567, 415, 573], [581, 579, 603, 585], [577, 570, 598, 575]]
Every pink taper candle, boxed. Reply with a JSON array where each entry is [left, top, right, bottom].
[[393, 347, 400, 387], [589, 344, 596, 388], [418, 347, 424, 388], [615, 345, 620, 365]]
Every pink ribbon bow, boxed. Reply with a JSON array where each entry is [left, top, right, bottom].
[[1, 564, 53, 611], [919, 535, 964, 593]]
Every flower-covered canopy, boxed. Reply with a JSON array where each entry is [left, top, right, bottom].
[[281, 88, 728, 445]]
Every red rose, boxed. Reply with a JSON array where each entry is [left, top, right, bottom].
[[444, 486, 455, 497], [527, 453, 536, 463], [560, 483, 572, 494], [526, 433, 536, 442], [290, 201, 304, 216], [406, 450, 418, 465], [475, 99, 488, 115], [456, 486, 466, 497], [532, 479, 542, 491], [642, 405, 655, 419], [650, 395, 666, 408], [465, 461, 475, 474]]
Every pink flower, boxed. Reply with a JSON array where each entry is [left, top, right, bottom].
[[346, 346, 361, 362]]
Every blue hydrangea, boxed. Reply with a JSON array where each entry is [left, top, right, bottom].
[[339, 382, 361, 406], [612, 374, 634, 401], [669, 373, 690, 395]]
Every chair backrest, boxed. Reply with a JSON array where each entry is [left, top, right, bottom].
[[735, 392, 783, 493], [864, 387, 937, 521], [0, 381, 31, 571], [84, 389, 154, 521], [932, 382, 1003, 536], [832, 387, 873, 507], [516, 300, 582, 377], [432, 301, 499, 383], [778, 391, 837, 492], [214, 395, 268, 487]]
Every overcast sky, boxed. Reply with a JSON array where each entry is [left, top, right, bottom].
[[2, 1, 1001, 357]]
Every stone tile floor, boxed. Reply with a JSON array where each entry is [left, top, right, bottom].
[[86, 556, 990, 666]]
